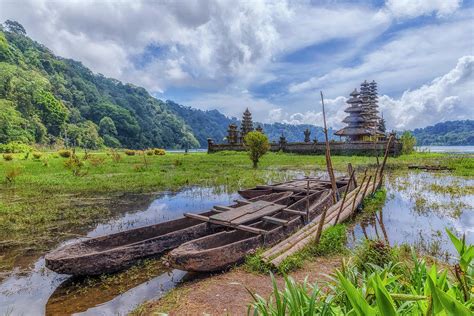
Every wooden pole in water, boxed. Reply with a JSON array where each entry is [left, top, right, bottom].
[[335, 169, 355, 224], [378, 135, 394, 188], [306, 179, 310, 223], [320, 91, 338, 203]]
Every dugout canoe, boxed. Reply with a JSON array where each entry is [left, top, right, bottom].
[[45, 191, 293, 276], [167, 182, 352, 272]]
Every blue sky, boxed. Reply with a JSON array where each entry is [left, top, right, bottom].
[[1, 0, 473, 129]]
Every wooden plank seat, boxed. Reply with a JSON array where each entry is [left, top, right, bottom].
[[183, 213, 267, 234], [210, 200, 285, 224]]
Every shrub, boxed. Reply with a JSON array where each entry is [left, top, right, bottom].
[[133, 164, 146, 172], [353, 239, 395, 271], [58, 149, 72, 158], [146, 150, 154, 156], [108, 149, 122, 162], [173, 159, 183, 167], [32, 152, 42, 159], [3, 153, 13, 161], [5, 167, 21, 184], [88, 155, 105, 167], [244, 131, 270, 168], [154, 148, 166, 155], [0, 141, 32, 153], [401, 131, 416, 154], [64, 154, 87, 177], [125, 149, 136, 156]]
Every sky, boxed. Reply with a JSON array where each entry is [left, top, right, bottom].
[[1, 0, 473, 130]]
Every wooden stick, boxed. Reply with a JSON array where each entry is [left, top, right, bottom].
[[263, 182, 365, 261], [372, 166, 378, 194], [335, 169, 355, 224], [306, 179, 310, 223], [351, 171, 367, 212], [320, 91, 338, 203], [378, 135, 394, 188]]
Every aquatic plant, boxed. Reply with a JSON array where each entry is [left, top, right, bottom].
[[248, 229, 473, 315]]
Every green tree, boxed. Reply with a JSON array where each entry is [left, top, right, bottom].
[[99, 116, 118, 136], [400, 131, 416, 154], [34, 90, 68, 135], [0, 99, 34, 143], [244, 131, 270, 168], [4, 20, 26, 35]]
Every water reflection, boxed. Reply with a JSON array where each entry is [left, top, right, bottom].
[[0, 187, 239, 316], [0, 171, 472, 315], [348, 172, 474, 259]]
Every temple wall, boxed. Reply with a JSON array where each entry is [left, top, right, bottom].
[[207, 140, 402, 157]]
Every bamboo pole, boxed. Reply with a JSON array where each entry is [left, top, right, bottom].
[[320, 91, 338, 203], [306, 180, 310, 223], [351, 171, 367, 212], [270, 182, 376, 266], [264, 178, 372, 262], [378, 135, 394, 188], [335, 169, 355, 224]]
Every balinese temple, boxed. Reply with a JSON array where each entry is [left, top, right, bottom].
[[335, 80, 385, 141], [240, 108, 254, 142], [335, 88, 372, 141], [226, 123, 239, 144]]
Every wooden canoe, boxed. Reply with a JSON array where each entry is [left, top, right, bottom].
[[45, 192, 293, 276], [167, 183, 352, 272]]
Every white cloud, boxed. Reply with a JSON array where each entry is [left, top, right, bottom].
[[379, 55, 474, 129], [288, 13, 473, 98], [385, 0, 462, 18], [0, 0, 471, 130], [278, 56, 473, 130]]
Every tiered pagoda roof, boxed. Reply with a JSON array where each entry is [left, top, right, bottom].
[[335, 89, 372, 141], [240, 108, 254, 138], [335, 81, 385, 141]]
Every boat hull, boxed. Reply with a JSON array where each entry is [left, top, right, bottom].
[[45, 192, 293, 276], [168, 188, 341, 272], [45, 211, 220, 276]]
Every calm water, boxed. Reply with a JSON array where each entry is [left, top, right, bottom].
[[416, 145, 474, 153], [0, 171, 473, 315]]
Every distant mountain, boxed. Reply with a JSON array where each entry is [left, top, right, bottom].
[[411, 120, 474, 146], [166, 101, 335, 147]]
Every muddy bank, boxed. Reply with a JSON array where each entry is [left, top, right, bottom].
[[135, 256, 342, 315]]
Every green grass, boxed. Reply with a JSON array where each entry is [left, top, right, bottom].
[[0, 150, 471, 272], [361, 189, 387, 213]]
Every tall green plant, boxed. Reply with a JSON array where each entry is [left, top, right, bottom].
[[244, 131, 270, 168], [400, 131, 416, 154]]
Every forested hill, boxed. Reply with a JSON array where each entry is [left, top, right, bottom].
[[0, 20, 333, 149], [412, 120, 474, 146], [166, 101, 335, 146], [0, 21, 198, 149]]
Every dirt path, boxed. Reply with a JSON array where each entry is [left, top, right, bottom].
[[136, 256, 341, 315]]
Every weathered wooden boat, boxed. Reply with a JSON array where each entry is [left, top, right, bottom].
[[238, 178, 349, 200], [167, 179, 353, 272], [45, 191, 292, 276]]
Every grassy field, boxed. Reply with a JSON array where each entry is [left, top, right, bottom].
[[0, 150, 472, 272]]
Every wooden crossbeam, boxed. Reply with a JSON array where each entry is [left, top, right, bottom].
[[233, 199, 250, 205], [282, 209, 306, 216], [214, 205, 232, 211], [183, 213, 267, 234], [262, 216, 289, 226]]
